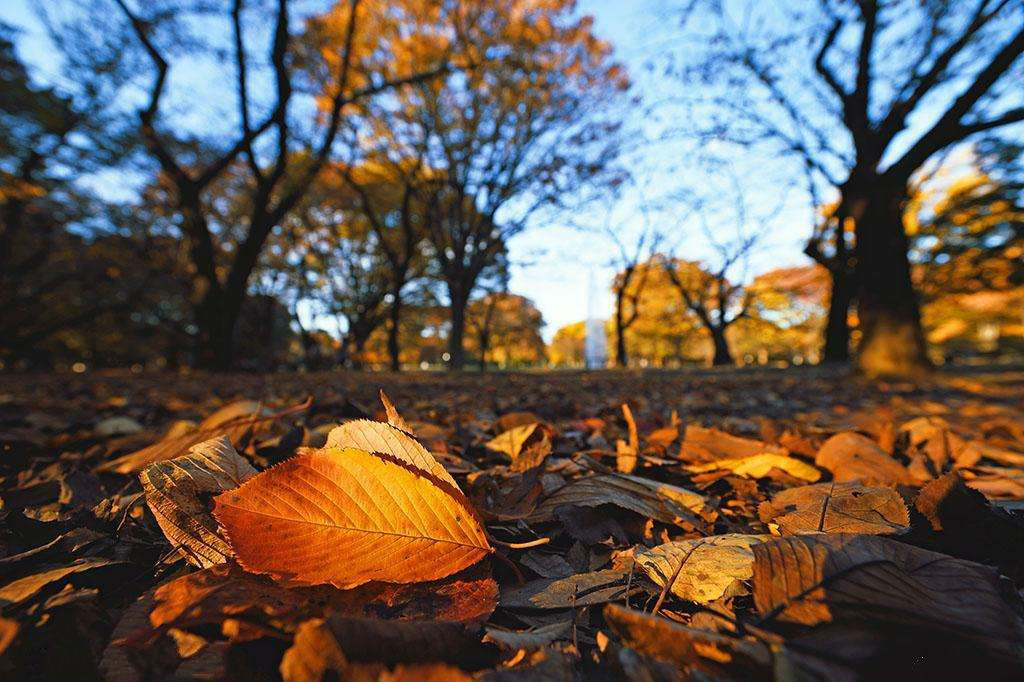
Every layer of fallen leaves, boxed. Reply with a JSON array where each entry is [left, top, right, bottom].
[[2, 366, 1024, 681]]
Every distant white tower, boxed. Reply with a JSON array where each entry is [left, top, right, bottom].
[[583, 266, 607, 369]]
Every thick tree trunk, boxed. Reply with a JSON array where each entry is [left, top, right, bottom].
[[710, 326, 733, 366], [447, 284, 469, 371], [387, 291, 402, 372], [195, 291, 237, 371], [822, 266, 854, 362], [849, 184, 932, 376]]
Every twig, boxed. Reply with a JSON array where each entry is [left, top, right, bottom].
[[489, 536, 551, 550], [817, 481, 836, 532], [652, 540, 705, 616]]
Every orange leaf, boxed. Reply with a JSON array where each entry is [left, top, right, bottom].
[[214, 448, 490, 588]]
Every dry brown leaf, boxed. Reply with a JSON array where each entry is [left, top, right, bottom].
[[326, 419, 458, 490], [0, 616, 19, 657], [214, 448, 490, 588], [500, 569, 639, 609], [143, 562, 496, 636], [646, 425, 679, 449], [140, 436, 257, 567], [752, 534, 1024, 674], [814, 432, 913, 486], [911, 472, 1024, 582], [604, 604, 771, 676], [483, 622, 571, 651], [100, 398, 310, 474], [529, 473, 705, 527], [616, 403, 639, 474], [758, 482, 910, 535], [308, 614, 488, 668], [198, 399, 268, 430], [686, 453, 821, 482], [635, 534, 769, 604], [681, 425, 786, 462], [379, 389, 414, 435], [485, 423, 540, 461], [0, 557, 115, 607], [99, 588, 156, 682], [280, 618, 348, 682]]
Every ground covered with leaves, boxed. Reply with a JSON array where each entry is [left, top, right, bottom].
[[2, 366, 1024, 681]]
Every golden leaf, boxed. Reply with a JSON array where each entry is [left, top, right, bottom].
[[140, 436, 257, 567], [214, 448, 490, 588]]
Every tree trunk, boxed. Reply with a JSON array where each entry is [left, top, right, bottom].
[[387, 290, 402, 372], [614, 292, 628, 368], [849, 184, 932, 376], [195, 290, 237, 371], [478, 329, 490, 371], [822, 266, 854, 362], [710, 326, 734, 366], [447, 284, 469, 371]]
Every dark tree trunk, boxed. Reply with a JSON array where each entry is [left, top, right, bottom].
[[387, 289, 402, 372], [614, 293, 628, 368], [710, 326, 734, 366], [195, 291, 237, 371], [478, 329, 490, 371], [447, 284, 469, 371], [822, 266, 854, 362], [849, 183, 932, 376]]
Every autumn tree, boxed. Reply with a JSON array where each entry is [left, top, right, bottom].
[[676, 0, 1024, 375], [0, 20, 143, 366], [466, 292, 546, 369], [736, 265, 830, 365], [548, 321, 586, 367], [351, 0, 628, 370], [605, 220, 662, 368], [49, 0, 452, 368], [332, 158, 432, 371], [606, 258, 703, 367], [910, 140, 1024, 299], [660, 239, 758, 367]]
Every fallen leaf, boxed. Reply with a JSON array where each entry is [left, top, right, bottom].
[[758, 482, 910, 535], [142, 562, 496, 637], [100, 398, 310, 474], [686, 453, 821, 482], [0, 557, 115, 607], [635, 534, 769, 604], [326, 419, 458, 490], [214, 448, 490, 587], [616, 403, 639, 474], [910, 472, 1024, 581], [604, 604, 771, 676], [483, 622, 571, 651], [485, 423, 540, 461], [305, 614, 489, 668], [0, 616, 18, 656], [529, 473, 705, 527], [95, 416, 144, 437], [280, 618, 348, 682], [379, 389, 414, 435], [681, 425, 786, 462], [646, 425, 679, 450], [753, 534, 1024, 675], [500, 569, 640, 609], [140, 436, 257, 567], [814, 432, 912, 486]]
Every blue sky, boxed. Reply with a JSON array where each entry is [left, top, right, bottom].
[[1, 0, 816, 340]]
